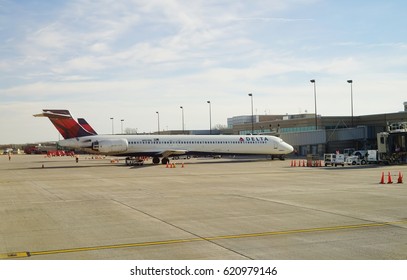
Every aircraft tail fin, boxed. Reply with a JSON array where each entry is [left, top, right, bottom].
[[34, 109, 95, 139], [78, 118, 97, 135]]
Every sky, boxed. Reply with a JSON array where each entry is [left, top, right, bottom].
[[1, 0, 406, 144]]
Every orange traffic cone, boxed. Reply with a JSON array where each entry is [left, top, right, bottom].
[[182, 162, 184, 168], [387, 172, 393, 184], [397, 172, 403, 184], [166, 162, 169, 168], [380, 172, 385, 184]]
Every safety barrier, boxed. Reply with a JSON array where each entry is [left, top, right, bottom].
[[380, 171, 403, 184], [290, 160, 323, 167]]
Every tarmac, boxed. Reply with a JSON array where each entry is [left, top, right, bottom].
[[0, 154, 406, 260]]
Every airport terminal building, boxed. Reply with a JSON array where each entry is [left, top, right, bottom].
[[227, 102, 407, 156]]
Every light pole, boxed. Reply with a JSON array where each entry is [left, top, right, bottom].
[[120, 119, 124, 134], [180, 106, 184, 134], [310, 80, 317, 130], [347, 80, 354, 127], [207, 101, 212, 135], [156, 111, 160, 134], [248, 93, 254, 134], [110, 117, 114, 134]]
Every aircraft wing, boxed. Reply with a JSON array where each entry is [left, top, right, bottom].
[[157, 150, 188, 158]]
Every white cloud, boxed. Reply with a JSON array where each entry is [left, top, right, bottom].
[[54, 56, 106, 73], [89, 43, 110, 53]]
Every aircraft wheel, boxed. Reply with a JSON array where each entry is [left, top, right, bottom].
[[162, 157, 169, 165], [152, 156, 160, 165]]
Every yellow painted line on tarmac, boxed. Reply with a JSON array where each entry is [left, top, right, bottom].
[[1, 219, 406, 259], [205, 219, 407, 241], [0, 251, 30, 259]]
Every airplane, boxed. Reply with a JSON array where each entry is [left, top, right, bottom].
[[34, 109, 294, 165]]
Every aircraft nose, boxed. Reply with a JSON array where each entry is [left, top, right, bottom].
[[284, 142, 294, 153]]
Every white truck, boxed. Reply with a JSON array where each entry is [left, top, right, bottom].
[[324, 153, 345, 167], [345, 150, 378, 165]]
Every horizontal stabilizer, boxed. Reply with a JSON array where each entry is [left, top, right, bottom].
[[33, 109, 72, 119]]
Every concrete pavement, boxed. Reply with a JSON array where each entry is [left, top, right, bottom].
[[0, 155, 406, 259]]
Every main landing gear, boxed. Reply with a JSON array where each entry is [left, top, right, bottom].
[[152, 156, 170, 165]]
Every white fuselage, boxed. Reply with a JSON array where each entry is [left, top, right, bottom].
[[58, 134, 294, 157]]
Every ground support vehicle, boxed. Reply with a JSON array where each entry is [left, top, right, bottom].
[[324, 153, 345, 167], [366, 150, 379, 164], [345, 155, 366, 165], [125, 156, 146, 166], [377, 129, 407, 164], [343, 148, 356, 157], [345, 150, 378, 165]]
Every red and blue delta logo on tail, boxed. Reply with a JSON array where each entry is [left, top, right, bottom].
[[34, 109, 96, 139]]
